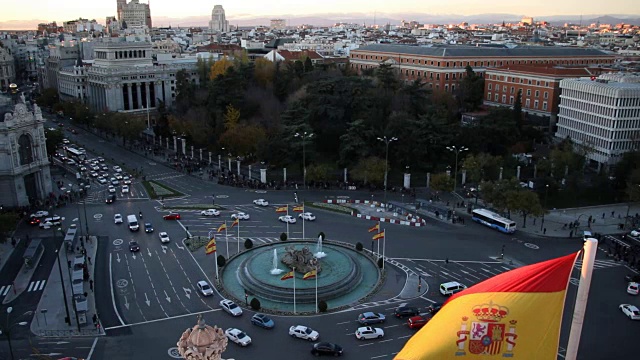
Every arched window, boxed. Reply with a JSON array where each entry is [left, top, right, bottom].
[[18, 134, 34, 165]]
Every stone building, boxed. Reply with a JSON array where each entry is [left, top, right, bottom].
[[43, 44, 80, 90], [118, 0, 152, 29], [0, 95, 53, 208], [209, 5, 229, 33], [0, 47, 16, 90]]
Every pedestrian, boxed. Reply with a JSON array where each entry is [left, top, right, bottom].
[[612, 211, 615, 217], [544, 228, 547, 235], [89, 279, 94, 291], [88, 256, 91, 265], [533, 218, 536, 225], [11, 237, 16, 248], [602, 212, 605, 219], [570, 230, 574, 238]]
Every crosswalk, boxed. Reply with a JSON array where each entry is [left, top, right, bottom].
[[0, 280, 46, 299], [575, 259, 622, 270]]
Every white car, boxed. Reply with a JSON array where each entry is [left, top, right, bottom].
[[355, 326, 385, 340], [90, 171, 98, 177], [201, 209, 220, 217], [114, 214, 123, 224], [62, 138, 70, 144], [108, 185, 116, 193], [253, 199, 269, 206], [123, 176, 132, 185], [631, 229, 640, 237], [289, 325, 319, 341], [231, 212, 250, 220], [39, 216, 63, 229], [98, 177, 108, 184], [114, 174, 123, 180], [121, 185, 129, 194], [220, 299, 243, 316], [113, 165, 122, 173], [197, 280, 214, 296], [159, 232, 170, 243], [628, 282, 639, 295], [225, 328, 252, 347], [31, 210, 49, 218], [299, 212, 316, 221], [619, 304, 640, 320], [279, 215, 297, 224]]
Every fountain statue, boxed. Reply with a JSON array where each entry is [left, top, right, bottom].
[[176, 314, 233, 360], [281, 245, 322, 274], [270, 248, 284, 275], [314, 233, 326, 259]]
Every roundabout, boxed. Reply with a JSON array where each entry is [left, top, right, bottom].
[[219, 240, 382, 313]]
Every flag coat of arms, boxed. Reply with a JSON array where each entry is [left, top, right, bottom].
[[276, 206, 288, 213], [372, 231, 385, 240], [281, 271, 294, 280], [303, 270, 317, 280], [395, 252, 578, 360], [217, 223, 227, 232], [205, 238, 216, 255]]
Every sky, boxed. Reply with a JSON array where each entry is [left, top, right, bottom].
[[0, 0, 638, 28]]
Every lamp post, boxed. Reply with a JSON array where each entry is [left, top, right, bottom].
[[541, 184, 549, 231], [1, 307, 29, 360], [446, 145, 468, 193], [377, 136, 398, 210], [294, 132, 314, 188]]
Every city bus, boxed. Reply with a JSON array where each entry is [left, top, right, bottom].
[[471, 208, 517, 234], [65, 147, 86, 162]]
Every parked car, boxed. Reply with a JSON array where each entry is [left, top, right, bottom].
[[311, 342, 343, 356], [253, 199, 269, 206], [355, 326, 384, 340], [200, 209, 220, 217], [197, 281, 214, 296], [627, 282, 639, 295], [279, 215, 297, 224], [231, 212, 250, 220], [114, 214, 123, 224], [289, 325, 319, 341], [159, 232, 170, 243], [299, 212, 316, 221], [98, 177, 108, 184], [113, 165, 122, 173], [220, 299, 243, 316], [31, 210, 49, 218], [108, 185, 116, 193], [129, 241, 140, 252], [225, 328, 251, 346], [394, 306, 420, 318], [144, 223, 154, 233], [620, 304, 640, 320], [163, 212, 181, 220], [407, 315, 431, 329], [358, 312, 386, 325], [251, 313, 274, 329]]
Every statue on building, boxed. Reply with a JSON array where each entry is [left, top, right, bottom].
[[176, 314, 232, 360]]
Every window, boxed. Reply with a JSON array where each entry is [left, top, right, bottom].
[[445, 74, 449, 80], [495, 94, 499, 101], [436, 74, 440, 80], [445, 84, 449, 92], [496, 85, 500, 91], [488, 83, 492, 90], [534, 100, 539, 109], [527, 89, 531, 96], [535, 90, 540, 97], [488, 92, 492, 100], [510, 86, 514, 94], [543, 102, 548, 110], [510, 96, 514, 104], [502, 95, 506, 103], [525, 99, 530, 107], [544, 91, 548, 99]]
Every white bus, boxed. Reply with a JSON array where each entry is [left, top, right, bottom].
[[65, 147, 86, 162], [471, 208, 517, 234]]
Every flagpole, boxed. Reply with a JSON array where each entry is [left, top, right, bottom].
[[382, 228, 386, 270], [377, 221, 381, 256], [225, 220, 229, 259], [315, 265, 318, 313], [209, 230, 218, 280], [566, 238, 597, 360], [286, 205, 290, 239], [237, 219, 240, 253], [293, 266, 296, 315], [302, 203, 305, 240]]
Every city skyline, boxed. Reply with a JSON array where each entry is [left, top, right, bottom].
[[0, 0, 639, 30]]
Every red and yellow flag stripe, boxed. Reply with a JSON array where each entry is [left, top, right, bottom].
[[372, 231, 385, 241]]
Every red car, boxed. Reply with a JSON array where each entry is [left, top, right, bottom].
[[407, 315, 431, 329], [163, 213, 180, 220], [29, 216, 40, 225]]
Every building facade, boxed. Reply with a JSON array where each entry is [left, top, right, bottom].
[[86, 41, 198, 113], [209, 5, 229, 33], [0, 96, 53, 208], [43, 44, 80, 90], [58, 64, 88, 102], [555, 74, 640, 170], [270, 19, 286, 30], [0, 47, 15, 90], [118, 0, 152, 29], [349, 45, 615, 93]]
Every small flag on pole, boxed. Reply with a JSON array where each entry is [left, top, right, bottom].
[[372, 231, 385, 241], [231, 219, 239, 228], [276, 206, 288, 213], [368, 223, 380, 233], [217, 223, 227, 232], [205, 238, 216, 255], [303, 270, 317, 280], [293, 205, 304, 212], [281, 271, 294, 280]]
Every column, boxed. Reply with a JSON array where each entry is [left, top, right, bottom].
[[426, 172, 431, 188], [237, 160, 241, 175], [181, 139, 186, 155], [218, 155, 221, 171], [191, 145, 194, 159], [344, 168, 348, 183], [173, 136, 177, 152], [403, 173, 411, 189], [209, 152, 212, 165], [145, 82, 151, 109], [283, 168, 287, 182], [127, 83, 133, 111], [260, 168, 267, 184], [228, 157, 231, 170], [136, 83, 143, 110], [199, 149, 203, 161], [248, 165, 252, 179], [516, 166, 521, 180], [499, 167, 504, 181]]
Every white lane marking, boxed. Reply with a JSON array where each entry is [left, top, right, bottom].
[[28, 282, 35, 292], [38, 280, 47, 290], [86, 337, 99, 360], [104, 308, 222, 330], [109, 253, 126, 326]]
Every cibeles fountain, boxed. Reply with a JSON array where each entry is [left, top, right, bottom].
[[176, 314, 234, 360], [220, 235, 381, 312]]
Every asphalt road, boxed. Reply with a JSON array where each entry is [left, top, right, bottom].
[[1, 117, 637, 360]]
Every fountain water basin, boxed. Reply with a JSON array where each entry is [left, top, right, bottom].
[[314, 234, 326, 259], [269, 248, 284, 275]]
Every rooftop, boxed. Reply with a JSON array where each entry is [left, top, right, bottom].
[[487, 65, 610, 77], [353, 44, 612, 58]]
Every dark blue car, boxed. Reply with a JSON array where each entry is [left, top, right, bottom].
[[251, 313, 275, 329]]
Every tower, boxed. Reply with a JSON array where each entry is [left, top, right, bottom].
[[116, 0, 126, 21], [209, 5, 229, 33]]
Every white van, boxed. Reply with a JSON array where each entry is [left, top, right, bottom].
[[439, 281, 467, 296], [127, 214, 139, 231]]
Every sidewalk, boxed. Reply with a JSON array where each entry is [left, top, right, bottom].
[[30, 235, 103, 337], [0, 239, 18, 273]]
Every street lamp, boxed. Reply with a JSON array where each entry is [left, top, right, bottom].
[[377, 136, 398, 210], [541, 184, 549, 231], [294, 132, 314, 188], [446, 145, 468, 193], [1, 307, 29, 360]]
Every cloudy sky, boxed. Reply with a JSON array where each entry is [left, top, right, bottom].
[[1, 0, 637, 28]]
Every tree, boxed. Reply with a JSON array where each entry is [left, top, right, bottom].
[[506, 190, 544, 228], [253, 58, 275, 88], [430, 173, 454, 193], [513, 89, 523, 131], [318, 300, 328, 312], [480, 178, 521, 215], [457, 65, 485, 111], [244, 238, 253, 249], [280, 232, 288, 241], [250, 297, 261, 310], [462, 153, 502, 183], [355, 242, 363, 251], [209, 57, 234, 80], [219, 123, 266, 156], [36, 88, 59, 109], [305, 164, 334, 183], [223, 104, 241, 130], [0, 213, 18, 241], [217, 255, 226, 267], [351, 157, 386, 186], [304, 56, 314, 72], [175, 69, 195, 114], [44, 128, 64, 157]]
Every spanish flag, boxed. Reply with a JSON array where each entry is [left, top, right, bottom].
[[372, 231, 385, 241], [217, 223, 227, 232], [230, 219, 239, 228], [394, 252, 578, 360], [205, 238, 216, 255], [303, 270, 317, 280], [368, 223, 380, 233], [293, 205, 304, 212], [280, 271, 294, 280], [275, 206, 288, 213]]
